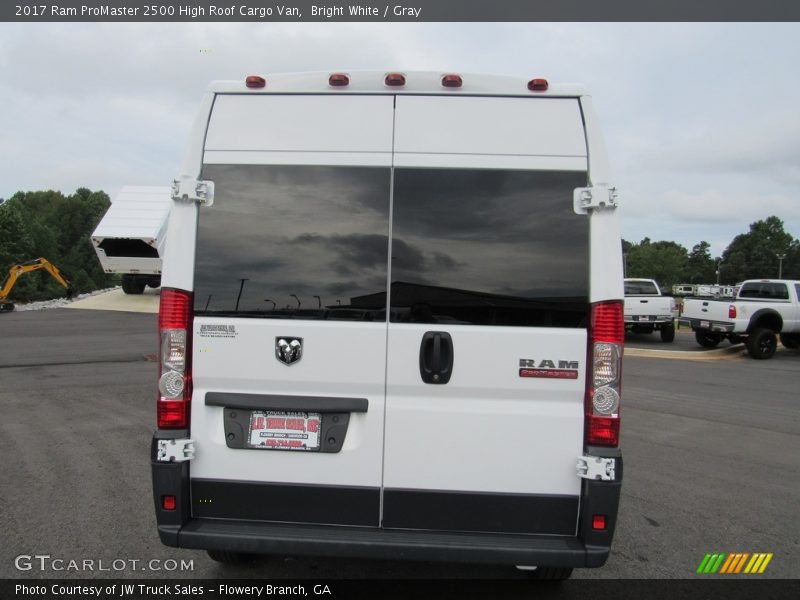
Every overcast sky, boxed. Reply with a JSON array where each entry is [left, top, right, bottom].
[[1, 22, 798, 256]]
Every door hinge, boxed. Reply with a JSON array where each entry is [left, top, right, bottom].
[[573, 184, 618, 214], [172, 177, 215, 206], [576, 455, 616, 481], [157, 439, 196, 462]]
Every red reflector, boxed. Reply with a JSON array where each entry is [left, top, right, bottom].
[[158, 399, 190, 429], [441, 74, 463, 88], [329, 73, 349, 87], [592, 514, 607, 530], [162, 495, 177, 511], [245, 75, 266, 89], [591, 301, 624, 344], [528, 78, 549, 92], [728, 305, 737, 319], [385, 73, 406, 87], [159, 288, 192, 329], [587, 415, 620, 447]]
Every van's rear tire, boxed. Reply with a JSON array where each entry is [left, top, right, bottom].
[[660, 324, 675, 343], [121, 274, 146, 295], [206, 550, 255, 565], [746, 328, 777, 359], [518, 566, 573, 580], [779, 333, 799, 349], [695, 330, 722, 348]]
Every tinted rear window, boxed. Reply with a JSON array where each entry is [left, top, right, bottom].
[[739, 282, 789, 300], [625, 281, 660, 295], [387, 169, 589, 327], [194, 165, 390, 318], [194, 166, 589, 327]]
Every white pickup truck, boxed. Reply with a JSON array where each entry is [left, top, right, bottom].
[[681, 279, 800, 359], [624, 278, 676, 342]]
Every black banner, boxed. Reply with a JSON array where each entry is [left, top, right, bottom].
[[3, 0, 800, 23], [2, 579, 799, 600]]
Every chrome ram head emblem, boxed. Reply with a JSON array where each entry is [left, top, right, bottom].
[[275, 337, 303, 366]]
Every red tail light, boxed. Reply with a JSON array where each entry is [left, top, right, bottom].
[[728, 305, 737, 319], [158, 288, 193, 429], [245, 75, 266, 89], [329, 73, 350, 87], [441, 74, 463, 88], [528, 78, 549, 92], [384, 73, 406, 87], [586, 301, 623, 447]]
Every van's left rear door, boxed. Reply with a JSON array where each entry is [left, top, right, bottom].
[[189, 94, 394, 527]]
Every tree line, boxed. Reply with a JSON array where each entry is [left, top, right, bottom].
[[623, 216, 799, 290], [1, 188, 798, 303], [0, 189, 115, 302]]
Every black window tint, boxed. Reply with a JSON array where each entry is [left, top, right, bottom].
[[195, 165, 390, 319], [388, 169, 589, 327], [625, 281, 660, 295], [739, 282, 789, 300]]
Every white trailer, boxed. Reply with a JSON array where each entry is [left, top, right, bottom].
[[91, 186, 171, 294]]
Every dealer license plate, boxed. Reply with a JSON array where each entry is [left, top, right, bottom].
[[247, 411, 321, 451], [700, 320, 710, 328]]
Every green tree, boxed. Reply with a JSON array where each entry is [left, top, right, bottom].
[[625, 238, 688, 290], [0, 188, 112, 301], [685, 241, 717, 284], [721, 216, 797, 283]]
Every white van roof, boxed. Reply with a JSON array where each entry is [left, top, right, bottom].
[[206, 71, 588, 97]]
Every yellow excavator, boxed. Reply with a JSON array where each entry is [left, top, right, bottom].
[[0, 258, 73, 313]]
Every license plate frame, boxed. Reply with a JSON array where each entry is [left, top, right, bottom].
[[246, 410, 322, 452]]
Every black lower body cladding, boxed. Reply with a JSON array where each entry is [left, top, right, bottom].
[[151, 432, 622, 567]]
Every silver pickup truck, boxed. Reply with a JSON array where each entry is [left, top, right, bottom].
[[624, 278, 676, 342], [681, 279, 800, 359]]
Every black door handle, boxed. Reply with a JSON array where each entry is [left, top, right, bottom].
[[419, 331, 454, 384]]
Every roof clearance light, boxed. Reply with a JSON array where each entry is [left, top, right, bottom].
[[329, 73, 350, 87], [528, 78, 549, 92], [385, 73, 406, 87], [245, 75, 266, 89], [441, 74, 463, 88]]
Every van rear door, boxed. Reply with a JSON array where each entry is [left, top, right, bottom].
[[382, 96, 590, 535], [189, 95, 394, 527]]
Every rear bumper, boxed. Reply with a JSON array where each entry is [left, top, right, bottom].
[[680, 318, 735, 333], [152, 436, 621, 568], [624, 317, 672, 325], [161, 518, 611, 567]]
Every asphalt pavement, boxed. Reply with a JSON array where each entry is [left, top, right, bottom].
[[0, 308, 797, 580]]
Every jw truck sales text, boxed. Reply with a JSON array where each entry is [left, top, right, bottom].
[[15, 584, 330, 597]]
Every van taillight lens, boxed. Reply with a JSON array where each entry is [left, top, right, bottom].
[[528, 78, 549, 92], [385, 73, 406, 86], [441, 74, 463, 88], [728, 305, 737, 319], [245, 75, 266, 88], [158, 288, 193, 429], [586, 301, 623, 447], [329, 73, 350, 87]]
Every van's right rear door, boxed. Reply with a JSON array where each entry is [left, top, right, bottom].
[[382, 96, 591, 535]]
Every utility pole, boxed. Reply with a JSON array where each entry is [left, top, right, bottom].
[[715, 259, 723, 286], [777, 254, 786, 279]]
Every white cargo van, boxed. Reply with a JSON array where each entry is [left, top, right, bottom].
[[151, 72, 624, 578]]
